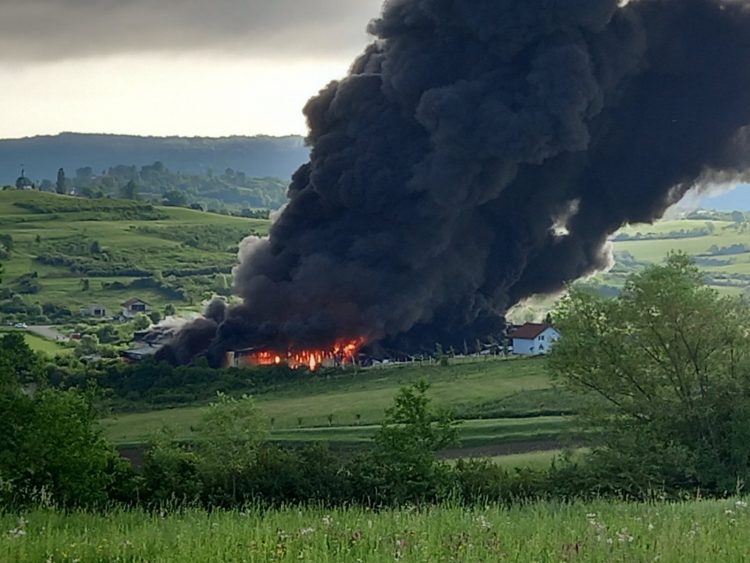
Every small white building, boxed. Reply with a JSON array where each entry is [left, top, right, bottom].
[[121, 298, 150, 318], [510, 323, 560, 356], [80, 304, 108, 318]]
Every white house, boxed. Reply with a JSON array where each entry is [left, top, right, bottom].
[[121, 298, 150, 319], [79, 304, 108, 318], [510, 323, 560, 356]]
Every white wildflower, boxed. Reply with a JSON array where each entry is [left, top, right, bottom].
[[616, 528, 634, 543], [476, 515, 491, 530]]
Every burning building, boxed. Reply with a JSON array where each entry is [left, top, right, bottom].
[[229, 338, 364, 370], [161, 0, 750, 367]]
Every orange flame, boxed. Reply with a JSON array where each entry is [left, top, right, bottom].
[[235, 337, 365, 371]]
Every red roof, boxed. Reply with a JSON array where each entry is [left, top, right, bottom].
[[510, 323, 554, 340]]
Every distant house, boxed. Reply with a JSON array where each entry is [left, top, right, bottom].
[[80, 304, 108, 318], [121, 298, 150, 318], [510, 323, 560, 356]]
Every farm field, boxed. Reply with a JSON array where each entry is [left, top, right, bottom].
[[3, 499, 750, 562], [101, 357, 578, 454], [0, 328, 72, 356], [0, 190, 269, 317]]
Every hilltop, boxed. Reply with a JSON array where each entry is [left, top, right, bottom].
[[0, 133, 308, 184]]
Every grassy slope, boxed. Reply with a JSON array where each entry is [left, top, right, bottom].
[[0, 328, 72, 356], [612, 220, 750, 279], [0, 191, 269, 314], [4, 499, 750, 561], [2, 190, 747, 316], [102, 357, 581, 453]]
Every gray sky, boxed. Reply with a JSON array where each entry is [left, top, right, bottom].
[[0, 0, 384, 138]]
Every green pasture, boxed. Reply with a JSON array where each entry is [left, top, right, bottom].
[[101, 357, 577, 455], [5, 499, 750, 562], [0, 328, 71, 356], [0, 190, 269, 313]]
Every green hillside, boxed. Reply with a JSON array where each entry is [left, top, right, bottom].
[[102, 356, 582, 457], [0, 190, 269, 323], [2, 190, 748, 327]]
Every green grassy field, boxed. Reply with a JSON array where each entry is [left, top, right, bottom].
[[0, 190, 269, 316], [4, 499, 750, 562], [0, 328, 72, 356], [101, 357, 570, 448]]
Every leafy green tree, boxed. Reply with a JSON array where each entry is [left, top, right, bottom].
[[0, 335, 124, 508], [0, 332, 41, 391], [55, 168, 66, 194], [550, 254, 750, 493], [367, 380, 459, 503], [120, 180, 139, 200], [74, 334, 99, 357], [148, 311, 162, 325], [164, 303, 176, 317], [132, 313, 151, 331], [141, 428, 203, 504], [195, 393, 267, 501]]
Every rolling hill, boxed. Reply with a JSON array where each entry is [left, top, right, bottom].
[[0, 133, 308, 185]]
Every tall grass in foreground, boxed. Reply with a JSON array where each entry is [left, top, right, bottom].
[[2, 499, 750, 562]]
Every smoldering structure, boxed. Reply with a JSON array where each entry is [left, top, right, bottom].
[[163, 0, 750, 366]]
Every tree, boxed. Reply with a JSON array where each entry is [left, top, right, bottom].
[[80, 278, 90, 292], [195, 393, 266, 501], [162, 189, 188, 207], [74, 334, 99, 357], [148, 310, 162, 325], [0, 332, 41, 391], [550, 254, 750, 493], [368, 380, 459, 503], [56, 168, 66, 194], [132, 313, 151, 331], [89, 241, 101, 255], [164, 304, 176, 317], [0, 335, 124, 508], [120, 180, 138, 200]]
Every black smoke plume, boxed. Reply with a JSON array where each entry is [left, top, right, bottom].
[[164, 0, 750, 365]]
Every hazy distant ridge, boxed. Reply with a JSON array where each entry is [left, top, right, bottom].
[[0, 133, 309, 183]]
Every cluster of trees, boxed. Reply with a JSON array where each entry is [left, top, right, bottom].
[[611, 225, 715, 242], [46, 162, 288, 212]]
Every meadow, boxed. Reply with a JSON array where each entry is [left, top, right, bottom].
[[0, 190, 269, 317], [0, 328, 72, 356], [100, 356, 582, 456], [3, 499, 750, 562]]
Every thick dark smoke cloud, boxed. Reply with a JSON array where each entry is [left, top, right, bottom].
[[0, 0, 381, 62], [164, 0, 750, 365]]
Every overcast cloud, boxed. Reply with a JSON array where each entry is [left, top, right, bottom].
[[0, 0, 384, 62]]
